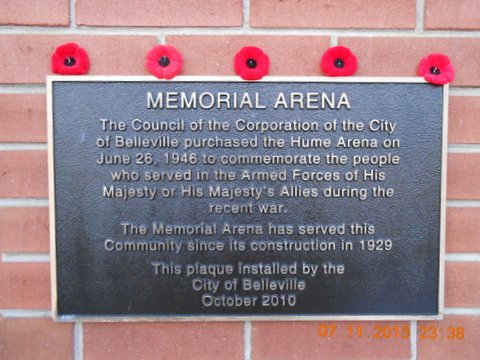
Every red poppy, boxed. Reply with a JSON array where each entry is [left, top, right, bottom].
[[234, 46, 270, 80], [417, 53, 455, 85], [51, 42, 90, 75], [146, 45, 183, 80], [320, 46, 357, 76]]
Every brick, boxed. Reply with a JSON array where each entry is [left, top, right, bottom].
[[425, 0, 480, 30], [0, 207, 49, 253], [0, 151, 48, 198], [0, 35, 157, 84], [250, 0, 415, 29], [448, 96, 480, 144], [0, 318, 72, 360], [252, 321, 411, 360], [84, 322, 243, 360], [418, 315, 480, 360], [0, 94, 47, 142], [0, 262, 50, 309], [446, 208, 480, 253], [0, 0, 69, 26], [445, 263, 480, 307], [167, 36, 330, 76], [338, 37, 480, 87], [447, 154, 480, 200], [77, 0, 242, 27]]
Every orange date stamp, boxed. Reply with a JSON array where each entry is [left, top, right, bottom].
[[317, 324, 465, 340], [418, 325, 464, 340]]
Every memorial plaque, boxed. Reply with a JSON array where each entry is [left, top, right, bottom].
[[48, 77, 447, 320]]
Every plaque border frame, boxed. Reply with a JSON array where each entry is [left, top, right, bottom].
[[47, 76, 448, 322]]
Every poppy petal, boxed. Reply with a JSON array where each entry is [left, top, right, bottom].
[[55, 42, 79, 57]]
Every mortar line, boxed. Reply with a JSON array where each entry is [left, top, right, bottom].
[[444, 307, 480, 315], [330, 35, 338, 47], [0, 198, 49, 207], [0, 200, 477, 209], [0, 84, 46, 94], [416, 0, 425, 33], [1, 143, 478, 153], [445, 253, 480, 262], [2, 253, 50, 263], [2, 26, 480, 37], [450, 87, 480, 96], [410, 321, 417, 360], [0, 309, 51, 318], [244, 321, 252, 360], [74, 322, 84, 360], [0, 143, 48, 151], [243, 0, 250, 29], [3, 251, 475, 264], [70, 0, 77, 28], [448, 144, 480, 153], [0, 84, 478, 93], [447, 200, 480, 208]]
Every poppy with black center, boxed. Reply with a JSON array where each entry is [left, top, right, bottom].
[[146, 45, 183, 80], [418, 53, 455, 85], [234, 46, 270, 80], [51, 42, 90, 75], [320, 46, 358, 77]]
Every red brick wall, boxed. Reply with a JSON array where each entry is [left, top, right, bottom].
[[0, 1, 479, 359]]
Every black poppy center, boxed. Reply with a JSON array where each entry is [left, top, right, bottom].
[[429, 66, 441, 75], [246, 58, 257, 69], [158, 56, 170, 67], [64, 57, 76, 67], [334, 58, 345, 69]]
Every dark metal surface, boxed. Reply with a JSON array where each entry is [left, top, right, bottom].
[[51, 80, 444, 319]]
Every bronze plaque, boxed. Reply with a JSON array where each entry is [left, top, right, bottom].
[[48, 77, 447, 320]]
